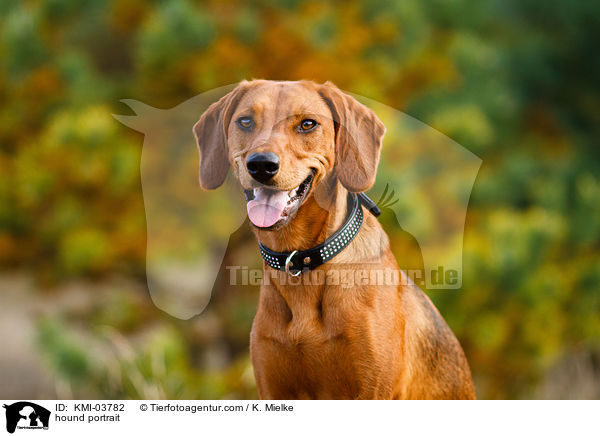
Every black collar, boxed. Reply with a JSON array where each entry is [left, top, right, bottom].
[[258, 193, 380, 276]]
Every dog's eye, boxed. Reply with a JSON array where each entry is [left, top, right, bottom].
[[299, 119, 318, 132], [237, 117, 254, 130]]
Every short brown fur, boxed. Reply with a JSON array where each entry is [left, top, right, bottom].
[[194, 80, 476, 399]]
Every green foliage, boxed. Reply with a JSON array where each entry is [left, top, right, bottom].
[[138, 0, 215, 74], [37, 319, 92, 385], [1, 0, 599, 399], [37, 319, 257, 399]]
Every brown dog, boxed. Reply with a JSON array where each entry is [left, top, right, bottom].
[[194, 80, 476, 399]]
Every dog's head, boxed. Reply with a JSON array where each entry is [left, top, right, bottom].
[[193, 80, 385, 230]]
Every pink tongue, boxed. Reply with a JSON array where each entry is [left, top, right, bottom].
[[247, 188, 289, 227]]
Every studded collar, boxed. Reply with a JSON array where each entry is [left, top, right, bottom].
[[258, 193, 380, 276]]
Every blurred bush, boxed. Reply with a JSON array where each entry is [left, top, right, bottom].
[[1, 0, 599, 399]]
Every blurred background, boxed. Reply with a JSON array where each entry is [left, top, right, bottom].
[[1, 0, 599, 400]]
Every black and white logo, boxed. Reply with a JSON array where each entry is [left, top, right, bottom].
[[3, 402, 50, 434]]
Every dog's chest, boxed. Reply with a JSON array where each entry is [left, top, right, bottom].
[[250, 290, 377, 398]]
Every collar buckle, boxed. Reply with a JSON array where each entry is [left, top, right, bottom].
[[284, 250, 302, 276]]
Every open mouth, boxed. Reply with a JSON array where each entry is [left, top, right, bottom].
[[244, 171, 315, 229]]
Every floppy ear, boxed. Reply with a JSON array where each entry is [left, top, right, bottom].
[[319, 82, 386, 192], [193, 81, 250, 190]]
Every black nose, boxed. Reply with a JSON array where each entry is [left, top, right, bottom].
[[246, 152, 280, 183]]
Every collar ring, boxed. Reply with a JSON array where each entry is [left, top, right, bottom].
[[284, 250, 302, 277]]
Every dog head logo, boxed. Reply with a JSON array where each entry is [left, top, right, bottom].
[[3, 402, 50, 434], [114, 82, 481, 319]]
